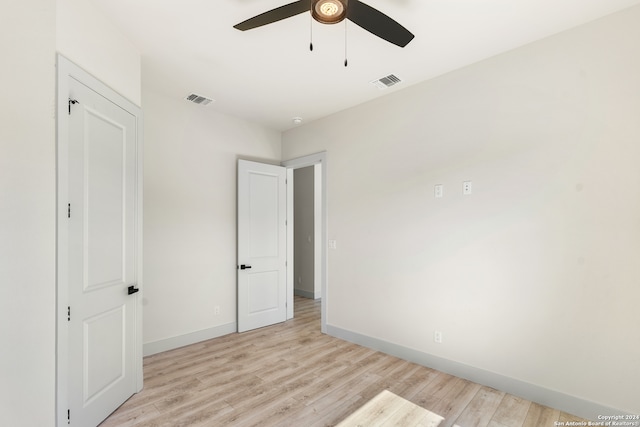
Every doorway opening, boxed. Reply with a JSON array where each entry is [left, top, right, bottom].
[[283, 152, 327, 333], [292, 165, 320, 301]]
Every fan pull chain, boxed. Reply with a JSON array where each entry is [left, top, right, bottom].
[[344, 19, 348, 67], [309, 1, 314, 51]]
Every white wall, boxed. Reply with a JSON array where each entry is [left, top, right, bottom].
[[0, 1, 56, 425], [142, 67, 281, 351], [294, 167, 315, 298], [282, 5, 640, 416], [57, 0, 141, 105], [0, 1, 139, 424]]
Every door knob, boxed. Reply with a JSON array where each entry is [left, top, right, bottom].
[[128, 285, 140, 295], [239, 265, 252, 270]]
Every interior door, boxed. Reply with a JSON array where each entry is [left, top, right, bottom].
[[66, 75, 139, 426], [237, 160, 287, 332]]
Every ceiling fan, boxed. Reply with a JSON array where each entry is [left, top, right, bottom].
[[234, 0, 414, 48]]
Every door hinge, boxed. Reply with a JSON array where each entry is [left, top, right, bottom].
[[67, 409, 70, 424], [68, 98, 78, 115], [67, 203, 71, 218], [67, 306, 71, 322]]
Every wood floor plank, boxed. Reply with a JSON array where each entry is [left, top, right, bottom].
[[336, 390, 444, 427], [522, 402, 560, 427], [305, 394, 366, 427], [336, 390, 406, 426], [100, 297, 585, 427], [412, 372, 461, 408], [454, 386, 505, 427], [98, 402, 160, 427], [367, 363, 428, 400], [431, 379, 482, 427], [234, 397, 305, 427], [384, 402, 444, 427], [488, 394, 531, 427], [559, 412, 591, 424]]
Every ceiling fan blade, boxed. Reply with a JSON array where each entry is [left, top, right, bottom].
[[347, 0, 414, 47], [234, 0, 310, 31]]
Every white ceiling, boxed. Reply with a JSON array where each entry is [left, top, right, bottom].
[[92, 0, 640, 131]]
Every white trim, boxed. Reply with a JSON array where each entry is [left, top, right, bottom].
[[143, 323, 237, 357], [286, 168, 295, 319], [326, 325, 629, 421], [282, 152, 328, 333], [313, 164, 322, 299], [56, 55, 143, 426]]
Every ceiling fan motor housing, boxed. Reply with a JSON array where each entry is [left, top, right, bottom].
[[312, 0, 349, 24], [234, 0, 414, 48]]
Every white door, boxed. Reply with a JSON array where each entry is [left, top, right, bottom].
[[66, 75, 139, 426], [237, 160, 287, 332]]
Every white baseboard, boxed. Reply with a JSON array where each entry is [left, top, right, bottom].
[[326, 325, 628, 421], [143, 322, 236, 357]]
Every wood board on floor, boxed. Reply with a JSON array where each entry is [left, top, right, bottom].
[[336, 390, 444, 427]]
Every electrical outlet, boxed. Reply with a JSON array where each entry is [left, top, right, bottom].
[[214, 306, 220, 316], [329, 240, 337, 250], [434, 330, 443, 344], [463, 181, 472, 195]]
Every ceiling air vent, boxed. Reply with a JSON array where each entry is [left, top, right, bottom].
[[185, 93, 214, 106], [370, 74, 402, 90]]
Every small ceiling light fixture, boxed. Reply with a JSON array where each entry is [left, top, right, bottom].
[[311, 0, 348, 24], [292, 117, 303, 125]]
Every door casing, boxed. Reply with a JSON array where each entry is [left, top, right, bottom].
[[56, 55, 144, 426]]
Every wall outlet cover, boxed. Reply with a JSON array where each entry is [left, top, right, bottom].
[[463, 181, 472, 195]]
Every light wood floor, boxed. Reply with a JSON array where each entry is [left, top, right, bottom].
[[101, 297, 588, 427]]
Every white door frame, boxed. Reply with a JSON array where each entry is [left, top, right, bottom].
[[282, 152, 328, 333], [56, 55, 144, 426]]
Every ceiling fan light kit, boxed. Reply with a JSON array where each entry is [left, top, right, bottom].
[[312, 0, 348, 24], [234, 0, 414, 48]]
